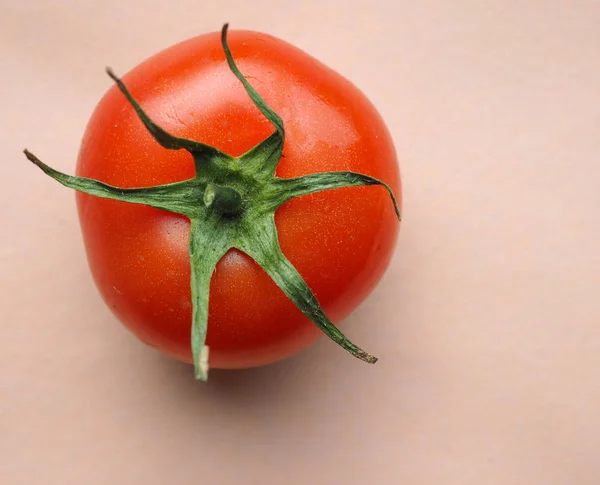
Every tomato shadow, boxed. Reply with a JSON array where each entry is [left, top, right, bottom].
[[139, 299, 405, 418], [146, 344, 325, 413]]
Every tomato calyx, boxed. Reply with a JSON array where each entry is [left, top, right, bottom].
[[24, 23, 401, 381]]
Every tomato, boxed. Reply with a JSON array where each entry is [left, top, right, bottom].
[[43, 26, 401, 372]]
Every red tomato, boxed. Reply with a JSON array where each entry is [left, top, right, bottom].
[[75, 29, 401, 369]]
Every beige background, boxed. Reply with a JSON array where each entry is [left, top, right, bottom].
[[2, 1, 600, 484]]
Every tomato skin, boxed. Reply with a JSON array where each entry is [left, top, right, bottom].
[[75, 29, 401, 369]]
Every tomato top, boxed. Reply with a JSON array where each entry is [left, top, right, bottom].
[[26, 25, 401, 380]]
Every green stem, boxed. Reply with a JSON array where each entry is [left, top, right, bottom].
[[203, 183, 244, 215]]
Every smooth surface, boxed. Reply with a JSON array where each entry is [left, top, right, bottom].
[[1, 1, 599, 484]]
